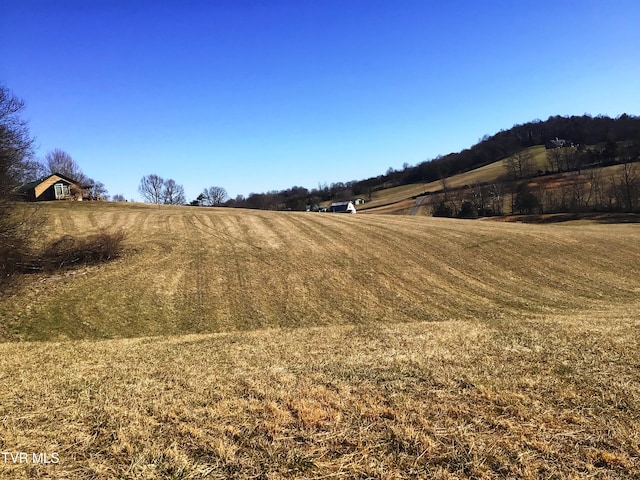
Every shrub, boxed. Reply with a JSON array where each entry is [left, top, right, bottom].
[[515, 183, 541, 214], [432, 201, 454, 218], [37, 230, 126, 272], [458, 201, 479, 219], [0, 201, 39, 283]]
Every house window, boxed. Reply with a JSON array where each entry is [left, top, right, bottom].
[[54, 183, 70, 198]]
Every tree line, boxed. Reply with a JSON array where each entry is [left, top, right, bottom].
[[429, 158, 640, 219], [136, 174, 228, 207]]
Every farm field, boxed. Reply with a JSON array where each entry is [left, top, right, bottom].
[[1, 202, 639, 478]]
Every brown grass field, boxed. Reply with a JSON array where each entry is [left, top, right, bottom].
[[1, 201, 639, 478]]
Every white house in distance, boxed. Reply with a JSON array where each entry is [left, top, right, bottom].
[[329, 201, 357, 214]]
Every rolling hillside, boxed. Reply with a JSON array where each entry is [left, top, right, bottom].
[[1, 201, 639, 341], [1, 203, 639, 479], [359, 146, 638, 217], [359, 146, 548, 214]]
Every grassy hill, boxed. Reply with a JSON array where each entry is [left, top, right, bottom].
[[1, 202, 639, 478], [2, 200, 638, 341], [359, 146, 549, 214], [358, 146, 637, 216]]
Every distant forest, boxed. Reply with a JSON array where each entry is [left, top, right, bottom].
[[221, 114, 640, 212]]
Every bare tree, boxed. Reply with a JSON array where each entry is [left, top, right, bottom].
[[469, 183, 486, 215], [546, 146, 578, 173], [0, 86, 37, 281], [86, 180, 108, 201], [620, 161, 639, 212], [606, 175, 620, 210], [138, 174, 164, 204], [0, 86, 35, 194], [585, 168, 604, 210], [487, 183, 504, 216], [163, 179, 186, 205], [507, 181, 518, 214], [44, 149, 88, 184], [201, 186, 228, 206], [447, 189, 463, 217], [562, 147, 578, 172], [546, 148, 563, 173], [19, 158, 47, 182], [173, 185, 186, 205], [43, 149, 109, 200], [506, 150, 532, 180], [568, 172, 588, 211], [112, 194, 126, 202]]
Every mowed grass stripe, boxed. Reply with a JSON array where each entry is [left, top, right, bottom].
[[331, 216, 544, 317], [272, 213, 445, 321]]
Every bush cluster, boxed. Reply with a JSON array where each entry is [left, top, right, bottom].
[[1, 225, 126, 286], [37, 230, 126, 272]]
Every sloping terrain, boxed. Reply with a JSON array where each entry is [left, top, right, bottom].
[[2, 311, 639, 479], [0, 202, 639, 479], [359, 145, 596, 215], [1, 201, 638, 341], [360, 146, 547, 211]]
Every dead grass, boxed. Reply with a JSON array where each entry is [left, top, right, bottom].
[[1, 202, 639, 341], [0, 202, 638, 478], [0, 312, 638, 479]]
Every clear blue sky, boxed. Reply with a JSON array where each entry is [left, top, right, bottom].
[[2, 1, 639, 202]]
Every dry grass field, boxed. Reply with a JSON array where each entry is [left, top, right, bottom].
[[1, 202, 639, 478]]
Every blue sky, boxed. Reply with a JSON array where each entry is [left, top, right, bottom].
[[2, 1, 639, 201]]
